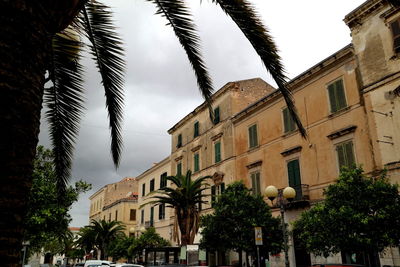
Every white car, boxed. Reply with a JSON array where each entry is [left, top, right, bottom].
[[84, 260, 112, 267], [115, 264, 144, 267]]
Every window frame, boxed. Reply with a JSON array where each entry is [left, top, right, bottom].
[[248, 124, 259, 148], [142, 183, 145, 197], [130, 209, 136, 221], [158, 203, 165, 220], [160, 172, 167, 188], [141, 209, 144, 224], [326, 78, 348, 114], [150, 178, 155, 192]]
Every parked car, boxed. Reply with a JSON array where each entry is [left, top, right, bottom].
[[115, 264, 144, 267], [84, 260, 112, 267]]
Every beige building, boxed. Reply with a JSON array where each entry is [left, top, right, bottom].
[[137, 157, 173, 242], [168, 78, 275, 215], [89, 177, 138, 236]]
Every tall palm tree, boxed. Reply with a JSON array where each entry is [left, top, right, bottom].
[[87, 219, 126, 260], [144, 170, 211, 245], [1, 0, 304, 266], [75, 226, 97, 258]]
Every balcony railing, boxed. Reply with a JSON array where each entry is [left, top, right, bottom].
[[271, 184, 310, 208]]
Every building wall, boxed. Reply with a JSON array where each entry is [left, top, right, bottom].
[[137, 157, 173, 243], [345, 0, 400, 184], [233, 47, 375, 202]]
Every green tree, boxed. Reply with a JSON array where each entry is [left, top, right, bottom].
[[128, 228, 170, 261], [75, 226, 98, 258], [1, 1, 305, 265], [200, 181, 283, 267], [24, 146, 91, 254], [88, 219, 126, 260], [293, 166, 400, 267], [108, 236, 136, 262], [144, 170, 210, 245]]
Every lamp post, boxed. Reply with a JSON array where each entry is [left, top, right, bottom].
[[265, 185, 296, 267]]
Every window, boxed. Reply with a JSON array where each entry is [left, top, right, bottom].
[[130, 209, 136, 221], [159, 204, 165, 220], [328, 79, 347, 113], [287, 159, 302, 199], [160, 172, 167, 188], [150, 207, 154, 226], [150, 179, 155, 192], [177, 134, 182, 148], [248, 124, 258, 148], [336, 140, 355, 170], [115, 210, 118, 221], [177, 162, 182, 176], [141, 210, 144, 224], [194, 153, 200, 172], [213, 107, 220, 124], [211, 183, 225, 207], [390, 18, 400, 54], [283, 107, 297, 133], [109, 213, 111, 222], [142, 183, 146, 197], [214, 142, 221, 163], [194, 121, 200, 138], [251, 172, 261, 195]]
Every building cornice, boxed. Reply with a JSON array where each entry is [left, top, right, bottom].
[[344, 0, 386, 29], [232, 45, 354, 124]]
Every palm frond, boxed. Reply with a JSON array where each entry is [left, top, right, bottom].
[[212, 0, 306, 137], [45, 27, 85, 193], [148, 0, 214, 110], [81, 0, 125, 167]]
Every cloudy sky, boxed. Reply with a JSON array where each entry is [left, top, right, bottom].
[[38, 0, 366, 227]]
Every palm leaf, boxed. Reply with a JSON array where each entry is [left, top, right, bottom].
[[148, 0, 214, 114], [212, 0, 306, 137], [45, 27, 85, 193], [81, 0, 125, 167]]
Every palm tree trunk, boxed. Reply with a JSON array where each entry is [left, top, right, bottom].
[[0, 1, 79, 266]]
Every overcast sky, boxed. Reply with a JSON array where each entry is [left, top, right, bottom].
[[38, 0, 366, 227]]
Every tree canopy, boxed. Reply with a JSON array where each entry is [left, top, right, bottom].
[[200, 181, 283, 266], [24, 146, 91, 254], [293, 167, 400, 259]]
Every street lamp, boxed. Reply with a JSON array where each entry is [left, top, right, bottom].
[[265, 185, 296, 267]]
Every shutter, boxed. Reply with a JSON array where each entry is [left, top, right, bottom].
[[221, 182, 225, 193], [256, 172, 261, 195], [391, 20, 400, 53], [211, 185, 216, 207], [215, 142, 221, 163], [287, 161, 295, 187], [328, 83, 338, 113], [283, 108, 290, 133], [337, 144, 346, 170], [248, 126, 253, 147], [142, 183, 145, 196], [344, 142, 355, 167], [194, 122, 199, 137], [177, 163, 182, 176], [336, 80, 347, 110], [253, 125, 258, 147], [194, 154, 199, 172], [150, 207, 154, 225]]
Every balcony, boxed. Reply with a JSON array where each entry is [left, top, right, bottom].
[[271, 184, 310, 209]]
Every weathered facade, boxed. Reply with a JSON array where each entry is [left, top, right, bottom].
[[89, 177, 138, 236]]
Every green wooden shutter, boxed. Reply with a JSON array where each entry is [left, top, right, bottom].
[[214, 107, 220, 124], [249, 125, 258, 148], [256, 173, 260, 195], [177, 162, 182, 176], [251, 172, 260, 195], [194, 121, 199, 137], [328, 83, 338, 113], [283, 108, 290, 133], [194, 153, 199, 172], [344, 141, 355, 167], [150, 207, 154, 225], [211, 185, 216, 207], [221, 183, 225, 193], [337, 144, 346, 170], [215, 142, 221, 163], [335, 80, 347, 110]]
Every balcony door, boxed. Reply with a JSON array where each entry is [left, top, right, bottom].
[[287, 159, 302, 200]]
